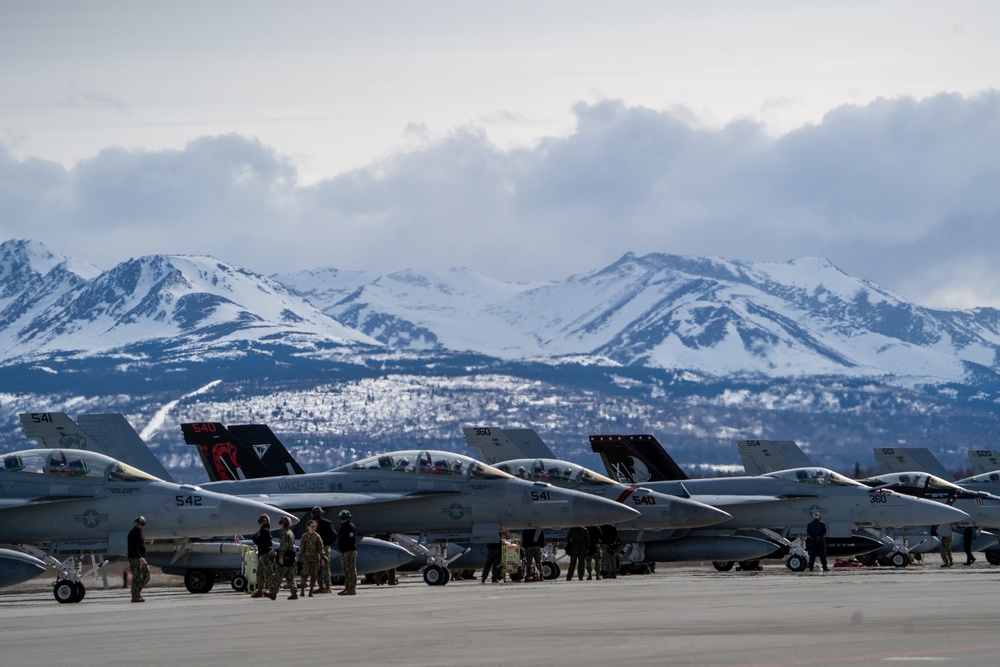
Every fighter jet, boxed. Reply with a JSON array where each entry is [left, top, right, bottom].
[[17, 413, 418, 593], [464, 427, 783, 569], [590, 433, 970, 571], [741, 439, 996, 565], [177, 422, 642, 584], [0, 447, 296, 602]]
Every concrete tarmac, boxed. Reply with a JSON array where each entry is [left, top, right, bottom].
[[3, 563, 999, 666]]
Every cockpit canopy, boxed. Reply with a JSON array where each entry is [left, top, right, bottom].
[[764, 467, 867, 488], [335, 450, 512, 481], [868, 472, 964, 494], [495, 458, 618, 486], [963, 471, 1000, 485], [0, 449, 160, 482]]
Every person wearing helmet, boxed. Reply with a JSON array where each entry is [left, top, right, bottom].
[[337, 510, 358, 596], [276, 516, 298, 599], [309, 507, 336, 593], [251, 514, 278, 599], [127, 516, 149, 603]]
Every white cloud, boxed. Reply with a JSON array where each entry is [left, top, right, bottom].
[[2, 92, 1000, 309]]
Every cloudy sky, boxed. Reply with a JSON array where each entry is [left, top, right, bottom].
[[2, 2, 999, 308]]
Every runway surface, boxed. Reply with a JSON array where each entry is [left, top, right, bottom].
[[3, 562, 999, 666]]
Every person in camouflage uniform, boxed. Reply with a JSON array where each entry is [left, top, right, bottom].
[[251, 514, 277, 600], [127, 516, 150, 602], [298, 520, 324, 597], [276, 516, 298, 599], [310, 506, 337, 594]]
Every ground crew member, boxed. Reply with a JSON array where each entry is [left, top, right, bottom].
[[251, 513, 277, 599], [565, 525, 590, 581], [127, 515, 150, 603], [311, 506, 337, 593], [806, 511, 828, 573], [337, 510, 358, 595], [298, 520, 324, 596], [938, 523, 954, 567], [276, 516, 298, 599], [482, 539, 502, 583], [522, 528, 545, 580], [964, 525, 977, 565], [601, 524, 619, 578], [585, 525, 604, 580]]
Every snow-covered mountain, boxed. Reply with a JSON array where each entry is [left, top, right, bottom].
[[0, 239, 376, 362], [278, 253, 1000, 385], [5, 238, 1000, 389]]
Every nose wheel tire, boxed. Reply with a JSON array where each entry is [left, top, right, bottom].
[[54, 580, 81, 603], [712, 561, 735, 572], [183, 568, 216, 594], [785, 554, 807, 572], [890, 552, 909, 568], [422, 564, 449, 586]]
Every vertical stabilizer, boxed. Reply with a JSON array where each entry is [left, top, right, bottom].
[[873, 447, 954, 481], [588, 434, 689, 483], [180, 422, 274, 482], [76, 414, 175, 482], [463, 426, 554, 464], [226, 424, 306, 476], [738, 439, 814, 475], [967, 449, 1000, 476]]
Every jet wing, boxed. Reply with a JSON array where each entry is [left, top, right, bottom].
[[229, 490, 462, 512], [688, 495, 791, 507], [0, 496, 98, 510]]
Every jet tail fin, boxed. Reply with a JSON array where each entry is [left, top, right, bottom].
[[588, 433, 689, 483], [226, 424, 306, 476], [19, 412, 90, 450], [737, 439, 814, 475], [873, 447, 954, 481], [180, 422, 274, 482], [967, 449, 1000, 476], [463, 426, 555, 465], [76, 414, 175, 482]]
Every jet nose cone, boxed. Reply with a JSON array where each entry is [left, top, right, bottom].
[[912, 497, 969, 526], [572, 492, 640, 525], [669, 497, 732, 529], [218, 496, 297, 533]]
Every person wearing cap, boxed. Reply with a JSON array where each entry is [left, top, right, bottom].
[[127, 516, 150, 603], [298, 520, 324, 597], [337, 510, 358, 596], [276, 516, 298, 599], [806, 511, 829, 573], [251, 514, 277, 599], [310, 506, 337, 594]]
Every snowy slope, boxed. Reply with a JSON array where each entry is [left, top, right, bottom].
[[0, 241, 377, 361], [281, 252, 1000, 383]]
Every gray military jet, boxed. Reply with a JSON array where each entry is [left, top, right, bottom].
[[186, 439, 640, 585], [17, 413, 418, 593], [464, 427, 785, 569], [590, 433, 970, 571], [0, 447, 295, 602]]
